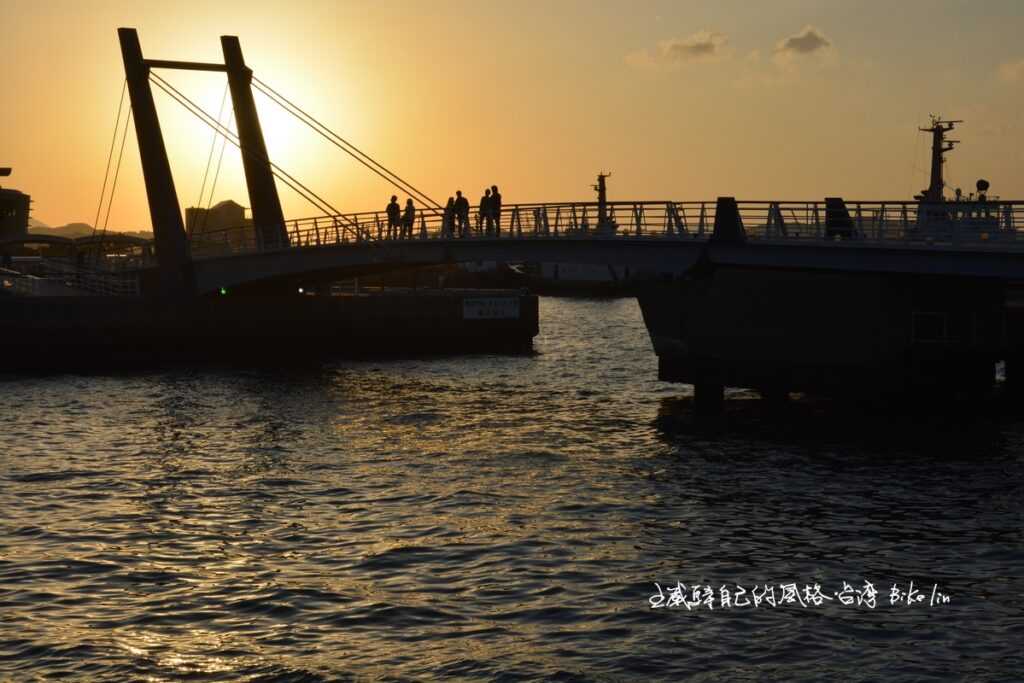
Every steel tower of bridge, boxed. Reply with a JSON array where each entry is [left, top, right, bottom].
[[117, 27, 287, 297]]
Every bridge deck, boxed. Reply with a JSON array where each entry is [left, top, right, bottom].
[[6, 199, 1024, 296], [189, 199, 1024, 259], [178, 198, 1024, 293]]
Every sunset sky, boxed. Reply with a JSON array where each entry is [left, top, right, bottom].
[[3, 0, 1023, 230]]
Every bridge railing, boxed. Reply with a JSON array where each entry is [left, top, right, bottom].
[[186, 199, 1024, 259], [188, 201, 721, 258]]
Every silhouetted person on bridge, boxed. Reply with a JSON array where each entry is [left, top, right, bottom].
[[386, 195, 401, 240], [454, 191, 470, 238], [443, 197, 455, 238], [480, 188, 493, 235], [491, 185, 502, 237], [402, 199, 415, 240]]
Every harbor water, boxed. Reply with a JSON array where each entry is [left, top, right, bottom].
[[1, 297, 1021, 681]]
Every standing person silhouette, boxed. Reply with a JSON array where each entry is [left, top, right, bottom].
[[386, 195, 401, 240], [454, 190, 469, 238], [402, 198, 415, 240], [491, 185, 502, 237], [443, 197, 455, 238], [479, 188, 492, 235]]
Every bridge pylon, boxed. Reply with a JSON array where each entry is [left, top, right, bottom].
[[116, 28, 289, 297], [221, 36, 288, 251], [118, 27, 195, 298]]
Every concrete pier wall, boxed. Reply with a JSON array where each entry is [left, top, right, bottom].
[[0, 289, 538, 369]]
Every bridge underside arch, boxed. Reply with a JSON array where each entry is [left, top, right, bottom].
[[185, 239, 707, 295]]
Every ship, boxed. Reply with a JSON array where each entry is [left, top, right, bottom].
[[635, 117, 1022, 410]]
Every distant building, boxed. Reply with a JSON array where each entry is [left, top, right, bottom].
[[185, 199, 253, 249], [0, 168, 30, 240]]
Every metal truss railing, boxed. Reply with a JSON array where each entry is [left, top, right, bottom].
[[188, 199, 1024, 260]]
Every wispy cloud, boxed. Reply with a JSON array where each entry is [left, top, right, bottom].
[[775, 25, 831, 56], [771, 25, 836, 71], [626, 31, 729, 70], [662, 31, 729, 62], [998, 59, 1024, 83]]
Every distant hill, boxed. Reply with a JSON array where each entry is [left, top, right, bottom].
[[28, 222, 153, 241], [31, 222, 93, 238]]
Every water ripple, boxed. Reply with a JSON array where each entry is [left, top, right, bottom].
[[0, 298, 1021, 680]]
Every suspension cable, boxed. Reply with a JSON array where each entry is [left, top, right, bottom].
[[193, 83, 230, 235], [92, 80, 128, 240], [151, 74, 361, 236], [200, 109, 232, 236], [253, 77, 441, 211], [100, 108, 134, 238], [149, 72, 335, 215], [149, 72, 357, 233], [252, 77, 442, 212]]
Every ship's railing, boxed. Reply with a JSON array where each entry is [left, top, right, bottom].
[[1, 258, 141, 296], [736, 200, 1022, 247], [186, 199, 1024, 259]]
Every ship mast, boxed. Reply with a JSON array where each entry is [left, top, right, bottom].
[[917, 116, 961, 203]]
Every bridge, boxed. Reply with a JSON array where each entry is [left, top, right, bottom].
[[4, 29, 1023, 408], [8, 196, 1024, 297], [181, 198, 1024, 295], [3, 28, 1021, 299]]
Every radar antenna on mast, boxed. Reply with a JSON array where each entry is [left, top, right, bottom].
[[915, 116, 962, 203]]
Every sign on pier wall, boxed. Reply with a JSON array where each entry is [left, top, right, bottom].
[[463, 297, 520, 320]]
